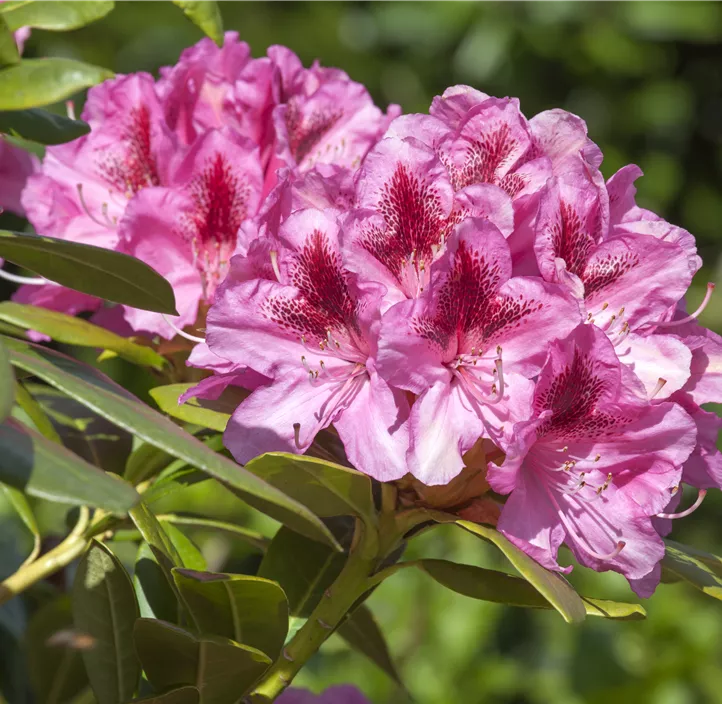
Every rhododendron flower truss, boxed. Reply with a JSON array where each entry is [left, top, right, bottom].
[[199, 208, 410, 481], [487, 325, 697, 596], [377, 217, 581, 485]]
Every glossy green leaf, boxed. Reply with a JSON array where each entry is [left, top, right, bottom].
[[0, 230, 178, 314], [173, 569, 288, 660], [0, 15, 19, 68], [160, 515, 269, 553], [337, 605, 403, 684], [0, 107, 90, 144], [455, 520, 586, 624], [25, 596, 88, 704], [258, 526, 346, 617], [72, 541, 141, 704], [14, 381, 62, 442], [415, 559, 645, 620], [4, 339, 339, 548], [0, 417, 139, 512], [133, 686, 200, 704], [150, 383, 231, 433], [134, 619, 272, 703], [0, 58, 114, 110], [663, 539, 722, 600], [171, 1, 223, 45], [0, 338, 13, 422], [0, 483, 40, 565], [0, 302, 165, 369], [244, 453, 376, 526], [162, 521, 207, 572], [134, 542, 180, 623], [0, 1, 114, 31], [25, 383, 133, 474], [130, 502, 184, 568]]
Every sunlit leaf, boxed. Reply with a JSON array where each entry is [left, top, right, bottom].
[[0, 15, 19, 68], [0, 417, 139, 511], [0, 338, 13, 422], [454, 520, 586, 624], [0, 58, 113, 110], [163, 522, 206, 572], [171, 0, 223, 45], [4, 338, 339, 549], [0, 1, 114, 31], [72, 541, 141, 704], [150, 383, 231, 433], [0, 483, 40, 565], [663, 539, 722, 600], [14, 382, 62, 442], [0, 230, 178, 314], [134, 619, 271, 703], [0, 302, 166, 369], [415, 559, 645, 620], [173, 569, 288, 661]]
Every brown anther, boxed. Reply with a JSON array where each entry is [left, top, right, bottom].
[[594, 454, 601, 462]]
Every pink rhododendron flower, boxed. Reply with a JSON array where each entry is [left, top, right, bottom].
[[0, 137, 38, 216], [487, 324, 696, 596], [197, 208, 410, 481], [277, 686, 370, 704], [377, 217, 581, 484]]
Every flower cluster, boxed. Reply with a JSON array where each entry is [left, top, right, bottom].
[[18, 37, 722, 596], [15, 33, 397, 336]]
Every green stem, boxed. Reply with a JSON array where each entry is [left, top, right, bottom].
[[251, 519, 377, 701], [0, 506, 90, 606]]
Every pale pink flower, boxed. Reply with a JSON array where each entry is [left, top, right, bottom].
[[277, 686, 370, 704]]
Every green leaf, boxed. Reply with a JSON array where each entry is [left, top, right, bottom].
[[415, 559, 645, 620], [25, 596, 89, 704], [0, 15, 19, 68], [0, 230, 178, 314], [0, 302, 166, 369], [455, 520, 587, 624], [72, 541, 141, 704], [258, 526, 346, 617], [0, 58, 114, 110], [0, 108, 89, 144], [0, 1, 114, 31], [150, 383, 231, 433], [0, 338, 13, 422], [171, 1, 223, 45], [130, 502, 184, 568], [663, 539, 722, 600], [124, 442, 176, 486], [337, 605, 403, 684], [0, 483, 40, 565], [134, 541, 180, 623], [5, 338, 339, 549], [133, 686, 200, 704], [160, 515, 269, 553], [0, 417, 139, 512], [244, 453, 376, 526], [163, 522, 207, 572], [173, 568, 288, 660], [134, 619, 272, 703], [14, 381, 62, 442]]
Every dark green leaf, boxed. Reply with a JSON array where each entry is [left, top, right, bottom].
[[663, 539, 722, 600], [337, 605, 403, 684], [0, 338, 13, 422], [130, 502, 184, 568], [0, 58, 114, 110], [244, 453, 376, 526], [72, 541, 141, 704], [150, 383, 231, 433], [14, 381, 62, 442], [0, 108, 90, 144], [0, 417, 139, 511], [25, 596, 89, 704], [0, 230, 178, 314], [134, 542, 180, 623], [5, 338, 339, 549], [455, 520, 586, 624], [26, 384, 133, 474], [0, 302, 166, 369], [132, 686, 200, 704], [258, 526, 346, 617], [162, 521, 207, 572], [415, 559, 645, 620], [173, 568, 288, 660], [0, 15, 19, 68], [171, 1, 223, 45], [0, 1, 114, 31], [0, 483, 40, 564], [134, 619, 271, 703]]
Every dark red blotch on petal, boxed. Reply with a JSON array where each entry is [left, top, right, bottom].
[[284, 98, 343, 164]]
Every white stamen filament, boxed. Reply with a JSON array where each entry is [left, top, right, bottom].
[[76, 184, 116, 229], [66, 100, 76, 121], [270, 250, 282, 283], [161, 314, 206, 343], [657, 283, 715, 328], [0, 266, 47, 286], [657, 488, 707, 520], [649, 377, 667, 399]]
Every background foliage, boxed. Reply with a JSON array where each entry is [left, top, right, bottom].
[[2, 3, 722, 703]]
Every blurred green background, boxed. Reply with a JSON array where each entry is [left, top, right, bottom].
[[3, 2, 722, 703]]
